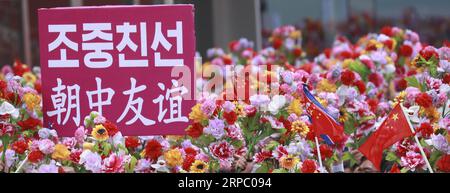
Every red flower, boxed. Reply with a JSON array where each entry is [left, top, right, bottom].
[[395, 78, 408, 91], [301, 159, 317, 173], [184, 147, 198, 156], [272, 37, 283, 50], [383, 39, 394, 50], [144, 140, 163, 161], [222, 55, 232, 65], [28, 150, 44, 163], [293, 47, 302, 57], [354, 80, 366, 93], [69, 150, 82, 163], [419, 46, 438, 61], [399, 45, 413, 57], [368, 73, 383, 87], [380, 26, 393, 37], [125, 136, 140, 149], [12, 140, 28, 154], [436, 154, 450, 172], [186, 122, 203, 138], [367, 98, 378, 113], [223, 111, 237, 125], [13, 59, 30, 76], [340, 70, 355, 86], [389, 163, 401, 173], [319, 144, 333, 160], [228, 40, 239, 52], [17, 117, 42, 131], [416, 122, 434, 138], [415, 92, 433, 108], [5, 92, 21, 106], [103, 121, 119, 137], [443, 73, 450, 84], [209, 141, 234, 160], [182, 154, 196, 171], [254, 150, 273, 163]]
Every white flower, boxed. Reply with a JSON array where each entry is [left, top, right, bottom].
[[385, 64, 396, 74], [38, 128, 58, 139], [249, 94, 270, 107], [112, 132, 125, 148], [151, 159, 169, 173], [268, 95, 286, 115], [79, 150, 102, 173], [0, 101, 19, 119]]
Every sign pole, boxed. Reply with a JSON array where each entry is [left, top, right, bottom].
[[400, 104, 434, 173]]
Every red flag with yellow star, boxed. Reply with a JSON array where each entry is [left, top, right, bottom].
[[358, 104, 414, 171]]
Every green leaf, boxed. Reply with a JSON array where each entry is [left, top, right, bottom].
[[405, 76, 420, 88], [125, 156, 137, 173], [255, 162, 270, 173], [349, 60, 370, 81], [344, 116, 356, 135], [385, 151, 400, 163], [342, 151, 358, 167], [102, 142, 112, 156], [272, 168, 288, 173]]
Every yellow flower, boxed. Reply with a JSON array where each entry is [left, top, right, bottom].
[[190, 160, 209, 173], [420, 107, 440, 124], [287, 99, 302, 116], [22, 72, 37, 84], [22, 93, 41, 111], [83, 142, 94, 150], [279, 155, 300, 170], [290, 30, 301, 39], [51, 144, 70, 160], [189, 104, 208, 122], [91, 124, 109, 141], [164, 148, 183, 167], [339, 108, 349, 122], [316, 79, 337, 93], [291, 120, 310, 137], [342, 59, 354, 69]]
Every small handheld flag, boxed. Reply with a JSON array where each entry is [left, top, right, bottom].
[[302, 84, 347, 146], [358, 103, 433, 172]]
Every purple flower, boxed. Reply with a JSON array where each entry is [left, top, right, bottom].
[[431, 134, 449, 154], [204, 118, 225, 139], [201, 99, 216, 116], [221, 101, 235, 113], [249, 94, 270, 107], [37, 161, 59, 173], [38, 139, 55, 155]]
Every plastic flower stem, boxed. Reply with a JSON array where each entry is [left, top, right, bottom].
[[400, 104, 434, 173], [315, 136, 323, 169]]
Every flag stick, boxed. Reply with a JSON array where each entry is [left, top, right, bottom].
[[315, 136, 323, 169], [15, 151, 28, 173], [400, 104, 434, 173]]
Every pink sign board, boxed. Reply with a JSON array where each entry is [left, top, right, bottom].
[[38, 5, 196, 136]]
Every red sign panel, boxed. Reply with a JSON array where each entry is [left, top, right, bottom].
[[38, 5, 196, 136]]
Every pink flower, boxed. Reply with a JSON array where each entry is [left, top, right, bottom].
[[400, 151, 425, 171], [254, 150, 273, 163], [209, 141, 234, 160], [74, 126, 86, 145], [38, 139, 55, 155], [102, 153, 125, 173]]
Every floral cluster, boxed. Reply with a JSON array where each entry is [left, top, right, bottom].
[[0, 25, 448, 173]]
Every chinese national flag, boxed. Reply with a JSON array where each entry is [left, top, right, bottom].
[[358, 104, 414, 171]]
